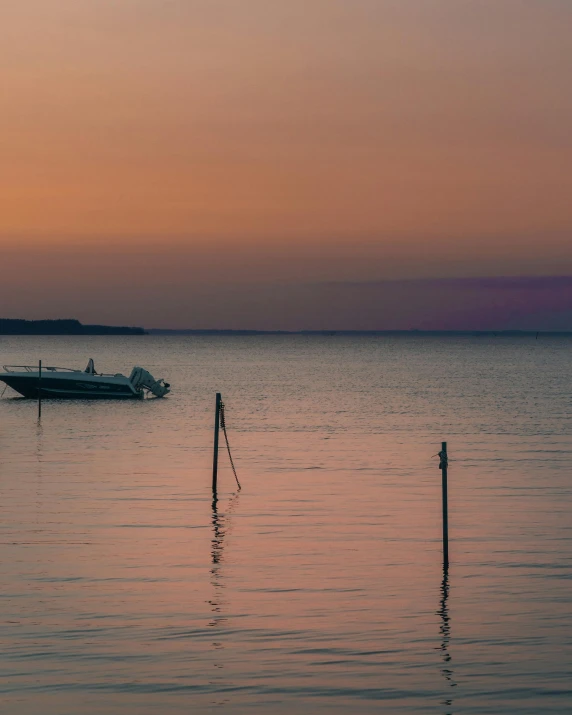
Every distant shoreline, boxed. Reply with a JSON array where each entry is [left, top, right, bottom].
[[147, 329, 572, 337], [3, 321, 571, 337], [0, 319, 146, 336]]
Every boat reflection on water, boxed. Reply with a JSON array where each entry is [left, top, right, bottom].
[[209, 492, 241, 706], [437, 567, 457, 714]]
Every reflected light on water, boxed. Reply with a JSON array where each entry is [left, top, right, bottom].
[[1, 335, 572, 714]]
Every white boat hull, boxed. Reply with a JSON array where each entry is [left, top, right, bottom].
[[0, 370, 141, 399]]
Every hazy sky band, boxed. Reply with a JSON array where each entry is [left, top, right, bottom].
[[1, 1, 571, 326]]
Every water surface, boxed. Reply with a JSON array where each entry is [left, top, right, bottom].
[[1, 335, 571, 714]]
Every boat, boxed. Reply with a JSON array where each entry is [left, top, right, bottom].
[[0, 359, 170, 399]]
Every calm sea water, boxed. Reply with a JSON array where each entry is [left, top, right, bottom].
[[1, 335, 571, 714]]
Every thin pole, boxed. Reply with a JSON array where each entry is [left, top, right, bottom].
[[212, 392, 221, 496], [38, 360, 42, 421], [440, 441, 449, 568]]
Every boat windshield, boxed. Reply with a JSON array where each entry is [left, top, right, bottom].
[[2, 365, 80, 373]]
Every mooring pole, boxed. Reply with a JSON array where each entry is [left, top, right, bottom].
[[440, 441, 449, 569], [212, 392, 221, 497], [38, 360, 42, 421]]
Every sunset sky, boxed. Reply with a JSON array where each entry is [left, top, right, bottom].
[[2, 1, 571, 328]]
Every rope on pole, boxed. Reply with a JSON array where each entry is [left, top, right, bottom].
[[219, 400, 241, 490]]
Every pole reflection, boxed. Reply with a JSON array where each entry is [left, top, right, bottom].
[[437, 566, 456, 713], [208, 492, 241, 705]]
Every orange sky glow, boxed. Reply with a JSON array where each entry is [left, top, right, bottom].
[[1, 1, 571, 326]]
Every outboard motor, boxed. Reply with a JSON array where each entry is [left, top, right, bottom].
[[129, 367, 170, 397]]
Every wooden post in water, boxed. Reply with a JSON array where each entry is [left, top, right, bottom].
[[440, 441, 449, 569], [38, 360, 42, 421], [212, 392, 221, 497]]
